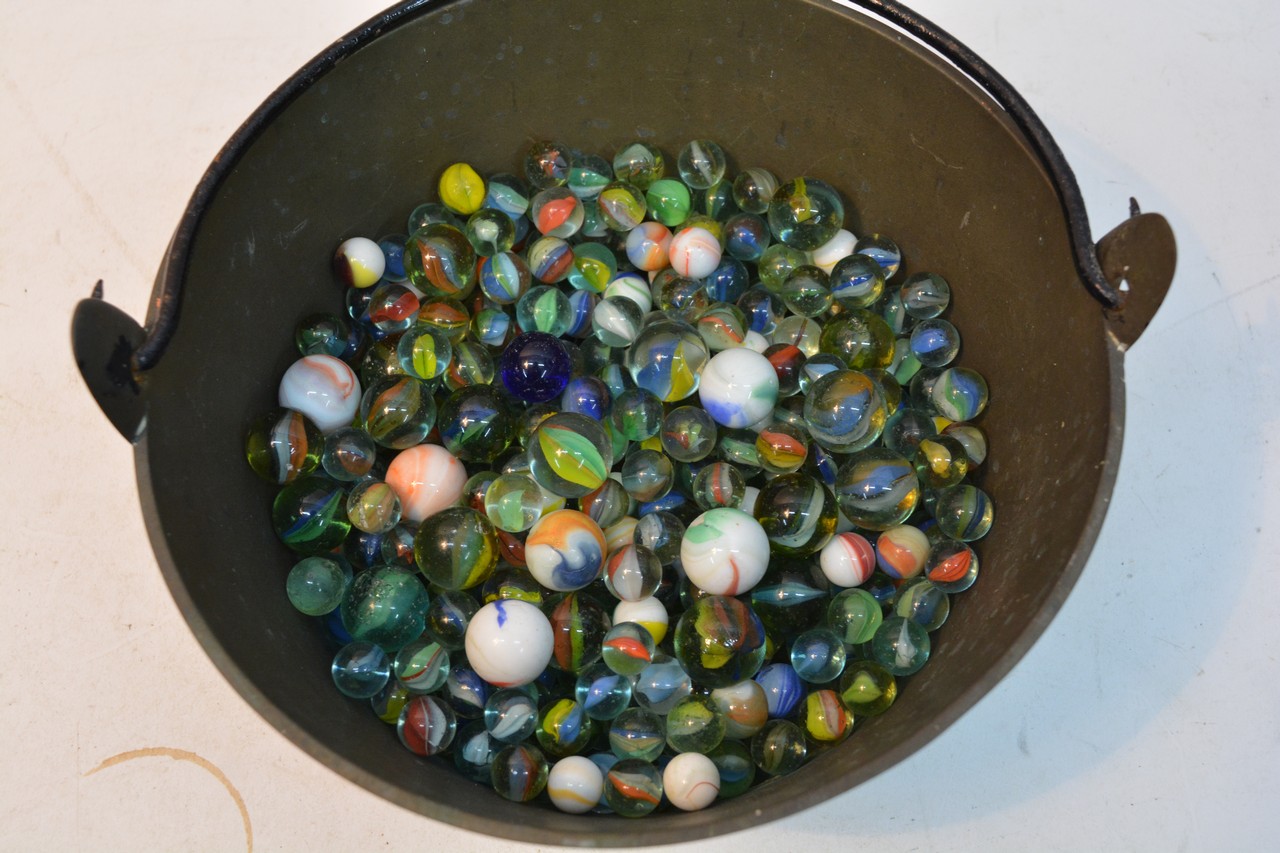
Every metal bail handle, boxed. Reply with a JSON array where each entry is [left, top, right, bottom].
[[82, 0, 1135, 403]]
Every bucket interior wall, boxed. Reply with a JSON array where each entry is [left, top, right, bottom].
[[136, 0, 1115, 844]]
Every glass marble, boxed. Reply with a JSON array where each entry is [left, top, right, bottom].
[[751, 719, 808, 776], [396, 326, 451, 381], [414, 506, 499, 590], [753, 663, 804, 718], [899, 272, 951, 319], [697, 347, 779, 428], [709, 740, 756, 799], [479, 251, 532, 305], [491, 743, 549, 802], [730, 167, 777, 214], [644, 178, 692, 227], [604, 759, 664, 818], [673, 595, 767, 689], [704, 256, 751, 304], [610, 387, 664, 441], [609, 707, 666, 762], [330, 640, 390, 699], [830, 253, 886, 309], [322, 422, 376, 479], [524, 140, 571, 189], [601, 621, 656, 676], [393, 638, 450, 694], [755, 422, 809, 475], [818, 531, 877, 588], [692, 461, 745, 511], [516, 284, 573, 336], [620, 450, 673, 502], [662, 752, 720, 812], [567, 150, 612, 198], [853, 232, 901, 278], [278, 354, 362, 434], [603, 544, 662, 602], [548, 755, 606, 815], [526, 235, 575, 284], [484, 687, 541, 744], [665, 694, 727, 754], [883, 406, 939, 458], [870, 615, 931, 676], [612, 142, 664, 188], [925, 537, 979, 592], [286, 554, 352, 616], [721, 212, 770, 264], [633, 654, 693, 714], [737, 287, 783, 336], [656, 405, 715, 463], [575, 661, 633, 720], [709, 679, 769, 740], [529, 412, 615, 499], [424, 589, 480, 650], [668, 226, 723, 279], [397, 695, 457, 757], [406, 201, 462, 234], [499, 331, 572, 403], [339, 566, 428, 652], [465, 599, 554, 688], [932, 484, 995, 541], [838, 659, 897, 716], [530, 186, 584, 238], [941, 422, 986, 467], [781, 265, 834, 318], [913, 435, 971, 491], [245, 408, 322, 485], [365, 283, 420, 335], [770, 315, 823, 358], [272, 474, 351, 555], [875, 524, 932, 580], [333, 235, 386, 287], [827, 587, 884, 646], [546, 591, 611, 674], [767, 177, 843, 250], [763, 343, 806, 398], [597, 181, 647, 231], [453, 721, 501, 783], [676, 139, 726, 189], [438, 162, 486, 215], [835, 448, 921, 531], [295, 312, 352, 359], [404, 223, 477, 300], [695, 303, 748, 352], [465, 207, 517, 256], [930, 367, 990, 422], [790, 628, 848, 684], [371, 679, 411, 725], [910, 318, 961, 369], [472, 305, 512, 348], [481, 565, 546, 607], [481, 172, 530, 220], [484, 472, 546, 533], [749, 560, 830, 643], [346, 479, 402, 534], [536, 698, 594, 759], [819, 309, 895, 370], [891, 577, 951, 631], [603, 271, 653, 313], [360, 375, 436, 449], [592, 296, 644, 348], [680, 508, 770, 596], [416, 295, 471, 342], [753, 473, 838, 556], [798, 688, 853, 744], [526, 509, 608, 592], [444, 665, 492, 720], [437, 384, 513, 463], [580, 479, 634, 529]]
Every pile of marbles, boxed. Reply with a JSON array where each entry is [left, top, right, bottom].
[[246, 139, 993, 817]]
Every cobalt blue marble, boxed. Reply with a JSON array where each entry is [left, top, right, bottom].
[[499, 331, 573, 403]]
